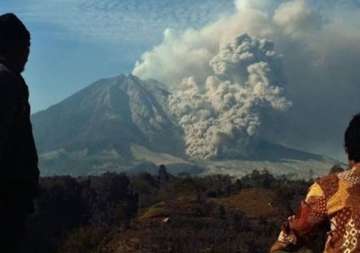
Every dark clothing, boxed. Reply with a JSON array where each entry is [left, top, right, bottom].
[[0, 60, 39, 210], [0, 201, 28, 252]]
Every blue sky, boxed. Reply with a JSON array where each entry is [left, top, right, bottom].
[[2, 0, 359, 160], [0, 0, 234, 112]]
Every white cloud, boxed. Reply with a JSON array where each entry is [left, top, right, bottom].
[[133, 0, 360, 159], [235, 0, 273, 11], [273, 0, 323, 37], [133, 7, 273, 86]]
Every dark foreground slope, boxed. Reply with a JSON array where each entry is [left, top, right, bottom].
[[23, 169, 328, 253]]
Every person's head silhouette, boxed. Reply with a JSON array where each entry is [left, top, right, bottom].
[[345, 113, 360, 165], [0, 13, 30, 73]]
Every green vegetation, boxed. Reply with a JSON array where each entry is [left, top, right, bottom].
[[23, 167, 327, 253]]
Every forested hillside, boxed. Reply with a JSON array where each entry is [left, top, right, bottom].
[[23, 167, 332, 253]]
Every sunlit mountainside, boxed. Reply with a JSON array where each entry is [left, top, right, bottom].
[[32, 74, 337, 178]]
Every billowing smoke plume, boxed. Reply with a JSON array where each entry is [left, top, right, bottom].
[[168, 34, 290, 159], [133, 0, 360, 161], [235, 0, 273, 12]]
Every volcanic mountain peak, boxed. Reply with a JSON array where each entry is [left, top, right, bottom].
[[32, 74, 183, 157], [32, 74, 337, 177]]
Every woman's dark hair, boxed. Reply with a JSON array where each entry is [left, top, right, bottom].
[[0, 13, 30, 51], [345, 113, 360, 162]]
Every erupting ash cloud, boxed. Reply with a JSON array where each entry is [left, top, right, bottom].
[[168, 34, 290, 159], [235, 0, 273, 12], [133, 0, 360, 160]]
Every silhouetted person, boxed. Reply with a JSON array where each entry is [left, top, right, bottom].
[[270, 114, 360, 253], [0, 13, 39, 252]]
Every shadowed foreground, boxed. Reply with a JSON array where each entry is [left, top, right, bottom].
[[21, 168, 329, 253]]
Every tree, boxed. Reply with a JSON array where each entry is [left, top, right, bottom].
[[158, 164, 170, 184]]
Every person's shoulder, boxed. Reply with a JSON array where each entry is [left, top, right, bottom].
[[314, 173, 340, 200], [316, 173, 339, 184]]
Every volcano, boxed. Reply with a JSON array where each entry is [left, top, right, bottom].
[[32, 74, 337, 177]]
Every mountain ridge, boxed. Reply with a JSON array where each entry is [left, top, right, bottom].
[[32, 74, 338, 177]]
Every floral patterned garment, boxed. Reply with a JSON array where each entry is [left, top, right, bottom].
[[276, 167, 360, 253]]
